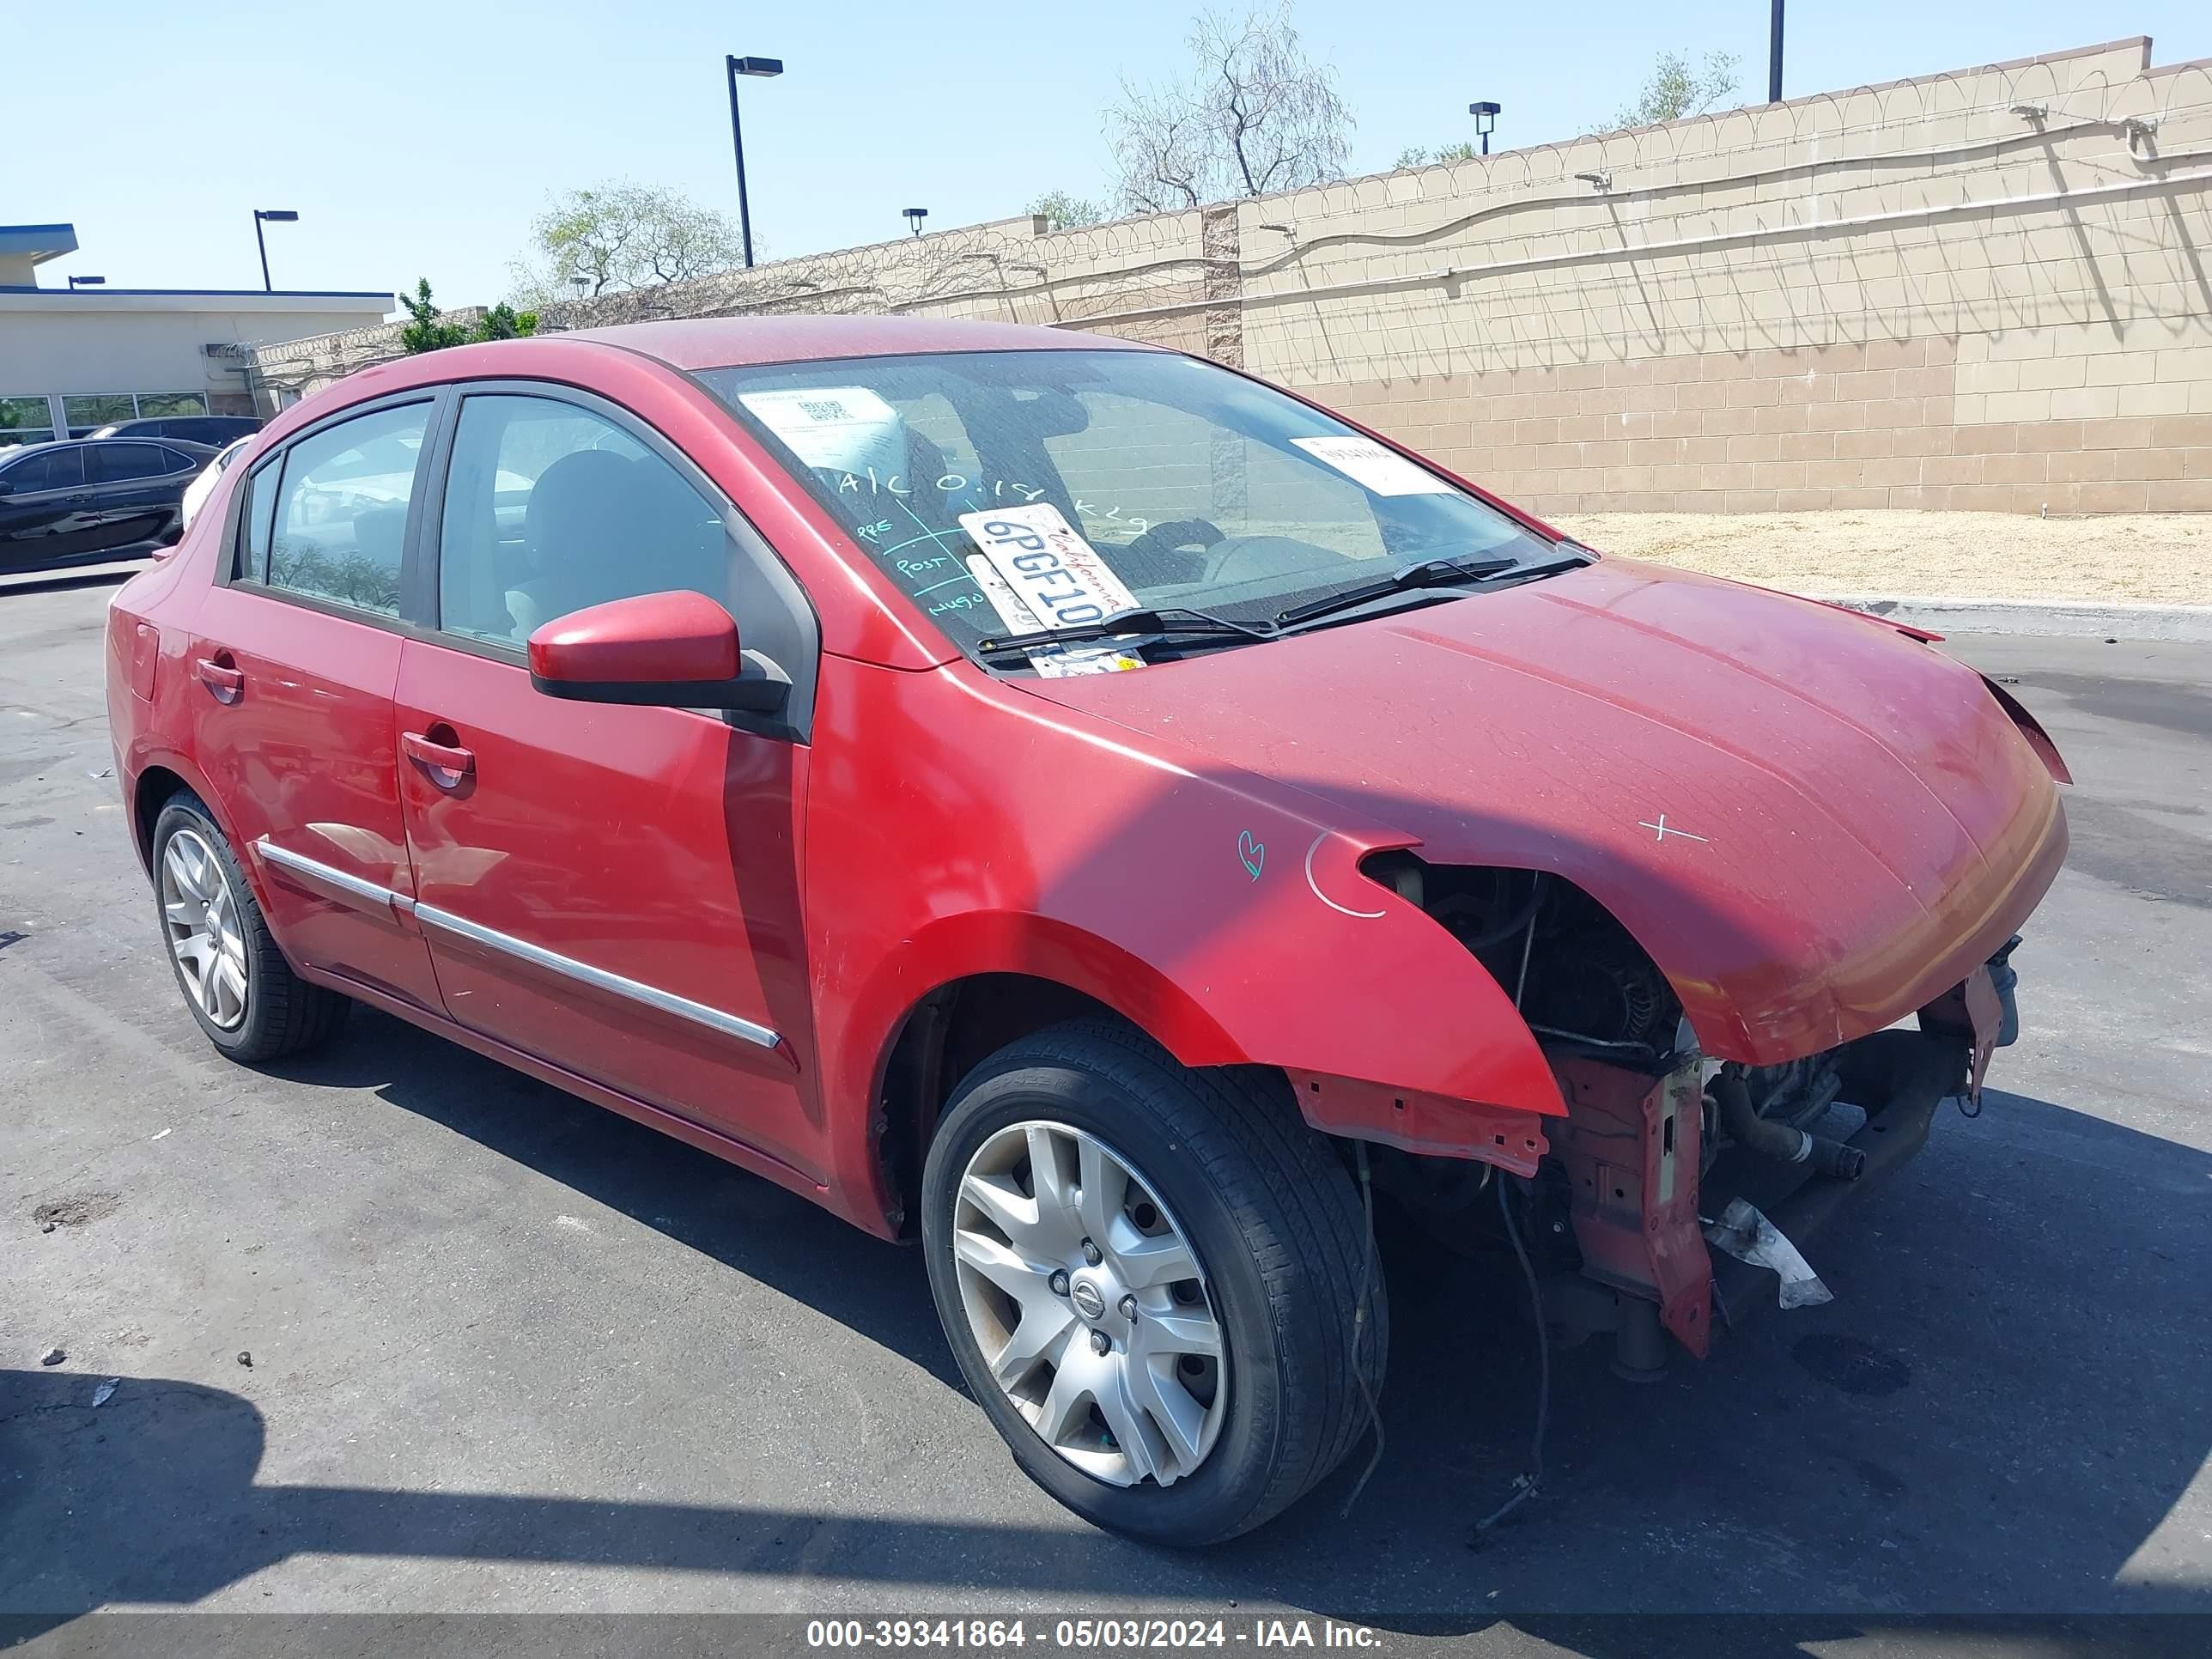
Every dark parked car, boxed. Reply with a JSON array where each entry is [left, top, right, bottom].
[[0, 437, 216, 574], [87, 415, 263, 448]]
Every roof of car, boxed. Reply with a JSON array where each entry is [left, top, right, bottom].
[[562, 313, 1160, 372], [9, 436, 216, 453], [1, 436, 216, 469], [95, 416, 258, 430]]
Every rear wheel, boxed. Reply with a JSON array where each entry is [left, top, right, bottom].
[[151, 793, 351, 1063], [921, 1019, 1386, 1545]]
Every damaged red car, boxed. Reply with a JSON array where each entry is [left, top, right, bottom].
[[104, 317, 2066, 1545]]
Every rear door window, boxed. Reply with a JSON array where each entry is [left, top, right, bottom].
[[235, 459, 281, 581], [264, 404, 431, 617], [88, 443, 169, 483]]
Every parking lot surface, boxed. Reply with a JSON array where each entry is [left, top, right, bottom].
[[3, 574, 2207, 1634]]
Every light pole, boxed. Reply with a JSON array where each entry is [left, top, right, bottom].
[[1768, 0, 1784, 102], [725, 55, 783, 268], [903, 207, 929, 236], [253, 210, 298, 292], [67, 275, 107, 289], [1469, 100, 1501, 156]]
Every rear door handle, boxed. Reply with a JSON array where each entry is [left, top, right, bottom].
[[193, 656, 244, 701], [402, 730, 476, 787]]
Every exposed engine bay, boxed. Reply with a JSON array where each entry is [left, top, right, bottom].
[[1354, 854, 2014, 1368], [1363, 854, 1682, 1061]]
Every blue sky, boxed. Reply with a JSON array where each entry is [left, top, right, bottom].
[[11, 2, 2209, 311]]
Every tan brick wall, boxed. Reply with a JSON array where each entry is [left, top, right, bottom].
[[1325, 337, 2212, 514], [249, 35, 2212, 514], [1220, 38, 2212, 514]]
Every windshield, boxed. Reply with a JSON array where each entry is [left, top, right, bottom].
[[698, 349, 1560, 670]]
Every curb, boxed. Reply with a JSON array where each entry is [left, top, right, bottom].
[[1813, 594, 2212, 643]]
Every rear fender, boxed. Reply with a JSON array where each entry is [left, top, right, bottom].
[[117, 744, 234, 878]]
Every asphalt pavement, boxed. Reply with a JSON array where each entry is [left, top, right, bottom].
[[2, 575, 2206, 1644]]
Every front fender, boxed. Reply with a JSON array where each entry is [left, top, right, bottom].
[[805, 655, 1568, 1230]]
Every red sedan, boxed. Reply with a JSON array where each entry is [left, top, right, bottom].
[[104, 316, 2065, 1545]]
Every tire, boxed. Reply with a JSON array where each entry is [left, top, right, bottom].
[[921, 1018, 1387, 1546], [150, 792, 351, 1063]]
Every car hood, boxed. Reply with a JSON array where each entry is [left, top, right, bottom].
[[1015, 556, 2066, 1063]]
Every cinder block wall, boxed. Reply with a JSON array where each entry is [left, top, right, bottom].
[[1218, 38, 2212, 514], [250, 36, 2212, 514]]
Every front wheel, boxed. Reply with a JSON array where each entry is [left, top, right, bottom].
[[921, 1020, 1386, 1545]]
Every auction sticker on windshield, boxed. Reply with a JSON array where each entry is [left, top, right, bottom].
[[737, 386, 908, 479], [958, 503, 1144, 677], [1291, 434, 1456, 496]]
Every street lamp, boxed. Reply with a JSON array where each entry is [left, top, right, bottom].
[[1768, 0, 1784, 102], [1469, 100, 1501, 156], [902, 207, 929, 236], [252, 210, 299, 292], [67, 275, 107, 289], [725, 54, 784, 268]]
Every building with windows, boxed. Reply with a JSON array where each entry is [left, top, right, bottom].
[[0, 223, 392, 449]]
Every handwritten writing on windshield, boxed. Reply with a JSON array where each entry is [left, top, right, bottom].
[[834, 471, 1153, 538]]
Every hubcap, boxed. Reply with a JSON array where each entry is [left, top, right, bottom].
[[951, 1121, 1228, 1488], [161, 828, 248, 1030]]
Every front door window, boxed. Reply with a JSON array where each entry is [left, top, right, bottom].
[[434, 393, 730, 644]]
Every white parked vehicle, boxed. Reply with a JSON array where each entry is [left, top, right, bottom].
[[179, 437, 252, 532]]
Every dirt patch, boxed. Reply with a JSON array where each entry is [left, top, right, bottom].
[[33, 1191, 120, 1231], [1563, 510, 2212, 605]]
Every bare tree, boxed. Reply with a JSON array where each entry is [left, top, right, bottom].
[[1611, 49, 1742, 130], [509, 183, 744, 305], [1106, 3, 1352, 214]]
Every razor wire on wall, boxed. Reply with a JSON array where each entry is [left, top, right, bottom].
[[248, 39, 2211, 411]]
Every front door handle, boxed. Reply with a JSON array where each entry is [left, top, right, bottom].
[[193, 656, 244, 702], [402, 730, 476, 788]]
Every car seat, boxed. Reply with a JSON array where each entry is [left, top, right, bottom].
[[506, 449, 726, 638]]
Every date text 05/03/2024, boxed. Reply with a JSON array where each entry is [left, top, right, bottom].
[[804, 1619, 1384, 1650]]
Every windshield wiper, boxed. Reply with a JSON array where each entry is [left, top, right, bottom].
[[1273, 550, 1594, 630], [1273, 555, 1518, 629], [975, 605, 1277, 661]]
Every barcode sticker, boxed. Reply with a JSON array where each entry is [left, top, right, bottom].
[[737, 386, 906, 477]]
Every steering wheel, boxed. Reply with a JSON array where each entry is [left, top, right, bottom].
[[1119, 518, 1225, 580]]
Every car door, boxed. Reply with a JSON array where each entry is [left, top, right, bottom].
[[83, 441, 194, 551], [186, 394, 445, 1012], [0, 445, 99, 568], [392, 386, 824, 1179]]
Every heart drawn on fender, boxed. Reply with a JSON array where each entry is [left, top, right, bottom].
[[1237, 830, 1266, 880]]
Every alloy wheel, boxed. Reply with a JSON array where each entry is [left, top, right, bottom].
[[161, 828, 248, 1030], [951, 1120, 1227, 1487]]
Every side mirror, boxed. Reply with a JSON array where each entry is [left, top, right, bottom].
[[527, 589, 789, 714]]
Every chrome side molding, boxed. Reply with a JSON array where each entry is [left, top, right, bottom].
[[252, 837, 783, 1054], [414, 902, 782, 1052], [255, 838, 405, 909]]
